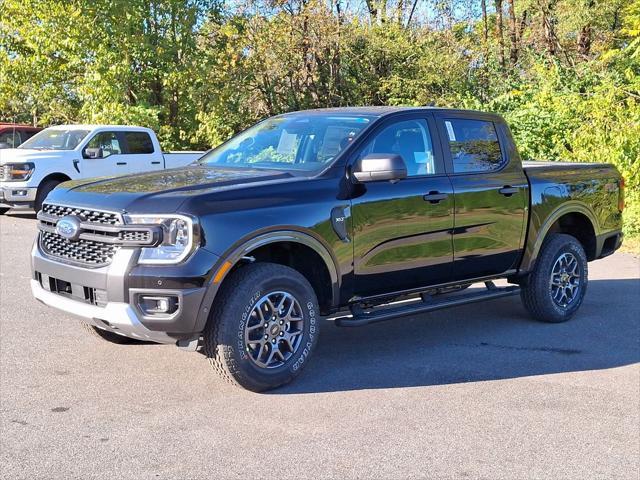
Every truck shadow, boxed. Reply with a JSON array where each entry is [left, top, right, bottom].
[[273, 278, 640, 394], [3, 211, 37, 220]]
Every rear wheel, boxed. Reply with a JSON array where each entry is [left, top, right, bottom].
[[203, 263, 320, 392], [520, 233, 588, 323], [81, 322, 138, 344]]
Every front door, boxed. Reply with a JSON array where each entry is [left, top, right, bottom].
[[81, 131, 130, 177], [351, 115, 454, 299], [434, 114, 528, 280]]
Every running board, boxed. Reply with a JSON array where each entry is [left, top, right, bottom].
[[334, 282, 520, 327]]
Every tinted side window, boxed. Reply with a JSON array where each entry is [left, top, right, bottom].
[[357, 119, 438, 176], [444, 119, 503, 173], [0, 131, 21, 147], [86, 132, 122, 158], [125, 132, 154, 154]]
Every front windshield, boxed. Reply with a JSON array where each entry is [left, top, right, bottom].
[[18, 128, 90, 151], [198, 114, 373, 171]]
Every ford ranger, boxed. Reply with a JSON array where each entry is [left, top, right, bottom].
[[0, 124, 203, 213], [29, 107, 624, 391]]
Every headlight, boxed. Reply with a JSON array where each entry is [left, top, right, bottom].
[[1, 163, 35, 181], [124, 214, 198, 264]]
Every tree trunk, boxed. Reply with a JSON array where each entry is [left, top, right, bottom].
[[495, 0, 505, 68], [481, 0, 488, 42], [540, 0, 559, 56], [577, 1, 594, 56], [508, 0, 518, 64]]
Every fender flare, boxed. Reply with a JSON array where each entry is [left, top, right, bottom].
[[520, 200, 600, 273], [193, 230, 340, 332]]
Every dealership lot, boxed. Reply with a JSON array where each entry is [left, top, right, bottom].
[[1, 211, 638, 480]]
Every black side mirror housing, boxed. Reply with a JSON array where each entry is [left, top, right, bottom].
[[83, 147, 103, 159], [352, 153, 407, 183]]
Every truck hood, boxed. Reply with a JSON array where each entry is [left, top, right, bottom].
[[46, 165, 295, 214], [0, 148, 69, 165]]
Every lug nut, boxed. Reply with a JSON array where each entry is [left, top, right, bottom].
[[264, 334, 268, 339], [272, 339, 276, 344], [279, 320, 284, 325], [280, 332, 284, 336]]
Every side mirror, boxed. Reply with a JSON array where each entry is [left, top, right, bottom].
[[83, 147, 103, 159], [352, 153, 407, 183]]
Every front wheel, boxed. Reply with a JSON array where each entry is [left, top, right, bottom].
[[203, 263, 320, 392], [34, 179, 60, 213], [520, 233, 588, 323]]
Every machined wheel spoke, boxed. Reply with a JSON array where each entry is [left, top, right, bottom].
[[550, 252, 582, 309], [243, 290, 305, 369]]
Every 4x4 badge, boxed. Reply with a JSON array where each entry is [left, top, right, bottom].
[[55, 216, 81, 241]]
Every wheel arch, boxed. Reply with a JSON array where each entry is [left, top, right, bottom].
[[521, 201, 599, 273], [194, 230, 341, 332], [39, 172, 72, 186]]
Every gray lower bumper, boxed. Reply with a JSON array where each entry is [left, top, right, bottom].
[[0, 186, 37, 208], [31, 242, 207, 344], [31, 279, 176, 343]]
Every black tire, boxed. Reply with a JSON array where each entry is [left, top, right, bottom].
[[81, 322, 138, 344], [0, 208, 8, 215], [35, 179, 60, 213], [203, 263, 320, 392], [520, 233, 588, 323]]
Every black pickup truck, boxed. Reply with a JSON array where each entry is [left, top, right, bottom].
[[30, 107, 624, 391]]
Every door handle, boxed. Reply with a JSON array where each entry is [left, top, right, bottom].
[[116, 162, 127, 166], [151, 161, 161, 165], [499, 185, 519, 197], [423, 191, 448, 204]]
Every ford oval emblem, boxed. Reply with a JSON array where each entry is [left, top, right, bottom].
[[55, 216, 81, 241]]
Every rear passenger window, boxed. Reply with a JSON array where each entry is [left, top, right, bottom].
[[125, 132, 154, 154], [444, 119, 503, 173]]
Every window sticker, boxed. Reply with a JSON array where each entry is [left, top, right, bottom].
[[276, 131, 298, 154], [445, 121, 456, 141]]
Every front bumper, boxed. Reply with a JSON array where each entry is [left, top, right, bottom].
[[31, 279, 178, 343], [31, 242, 209, 343], [0, 183, 37, 208]]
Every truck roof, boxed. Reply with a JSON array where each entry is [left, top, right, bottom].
[[44, 124, 152, 131], [0, 123, 41, 129], [279, 106, 503, 120]]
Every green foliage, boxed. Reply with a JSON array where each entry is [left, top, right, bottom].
[[1, 0, 638, 234]]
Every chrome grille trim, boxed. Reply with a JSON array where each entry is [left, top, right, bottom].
[[42, 203, 123, 225], [37, 203, 160, 267], [40, 230, 119, 267]]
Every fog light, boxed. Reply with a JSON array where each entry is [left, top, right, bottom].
[[12, 190, 27, 196], [138, 295, 179, 316]]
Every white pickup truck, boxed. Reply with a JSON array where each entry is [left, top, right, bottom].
[[0, 125, 203, 213]]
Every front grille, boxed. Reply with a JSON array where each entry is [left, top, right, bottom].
[[42, 203, 121, 225], [40, 230, 119, 267], [118, 230, 152, 242], [38, 203, 160, 267]]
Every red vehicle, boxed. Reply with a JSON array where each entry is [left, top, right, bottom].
[[0, 123, 42, 149]]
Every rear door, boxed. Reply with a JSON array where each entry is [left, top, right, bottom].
[[434, 112, 528, 280], [122, 131, 162, 172], [350, 113, 455, 298]]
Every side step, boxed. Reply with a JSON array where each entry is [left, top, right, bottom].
[[334, 281, 520, 327]]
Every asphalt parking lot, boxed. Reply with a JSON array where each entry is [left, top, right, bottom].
[[1, 211, 638, 480]]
